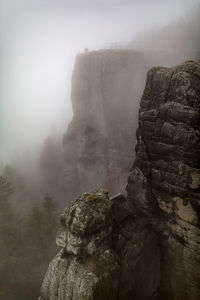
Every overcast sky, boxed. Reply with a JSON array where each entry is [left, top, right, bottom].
[[0, 0, 199, 162]]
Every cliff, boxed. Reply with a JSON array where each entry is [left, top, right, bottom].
[[62, 49, 197, 206], [126, 60, 200, 299], [39, 60, 200, 300], [62, 50, 147, 201]]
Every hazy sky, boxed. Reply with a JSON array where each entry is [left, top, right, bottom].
[[0, 0, 199, 162]]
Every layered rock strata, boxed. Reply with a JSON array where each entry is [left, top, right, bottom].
[[127, 60, 200, 299], [62, 50, 200, 206], [62, 50, 147, 201], [39, 190, 121, 300], [40, 60, 200, 299]]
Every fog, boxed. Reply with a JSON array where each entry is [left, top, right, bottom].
[[1, 0, 199, 162], [0, 1, 200, 299]]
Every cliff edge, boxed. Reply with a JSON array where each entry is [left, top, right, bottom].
[[39, 60, 200, 300], [62, 50, 147, 202]]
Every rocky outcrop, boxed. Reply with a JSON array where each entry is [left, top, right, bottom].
[[62, 50, 147, 202], [62, 49, 198, 207], [39, 60, 200, 299], [126, 60, 200, 299], [39, 190, 120, 300]]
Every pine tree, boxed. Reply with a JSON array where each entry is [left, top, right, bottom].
[[40, 193, 58, 247], [0, 176, 22, 300], [26, 193, 58, 258], [0, 175, 14, 201], [0, 177, 59, 300], [23, 193, 59, 298], [40, 136, 65, 204]]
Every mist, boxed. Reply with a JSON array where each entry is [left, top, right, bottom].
[[0, 1, 200, 299], [1, 0, 199, 162]]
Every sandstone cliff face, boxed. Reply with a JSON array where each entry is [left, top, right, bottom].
[[39, 190, 120, 300], [39, 60, 200, 300], [63, 50, 147, 201], [62, 49, 195, 206], [127, 60, 200, 299]]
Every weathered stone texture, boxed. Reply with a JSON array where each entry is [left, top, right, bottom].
[[40, 60, 200, 300], [62, 50, 147, 202], [39, 190, 120, 300], [127, 60, 200, 299]]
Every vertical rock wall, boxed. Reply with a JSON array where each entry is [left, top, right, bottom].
[[40, 60, 200, 300], [62, 50, 147, 202], [126, 60, 200, 299]]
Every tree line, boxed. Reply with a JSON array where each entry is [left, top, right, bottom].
[[0, 174, 59, 300]]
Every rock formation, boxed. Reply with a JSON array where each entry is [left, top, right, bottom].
[[62, 49, 199, 207], [126, 60, 200, 299], [62, 50, 147, 202], [39, 190, 120, 300], [39, 60, 200, 299]]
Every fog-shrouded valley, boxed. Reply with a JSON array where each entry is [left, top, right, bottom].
[[0, 1, 200, 299]]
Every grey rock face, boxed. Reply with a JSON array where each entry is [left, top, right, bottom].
[[62, 50, 147, 202], [127, 60, 200, 299], [40, 60, 200, 300], [39, 190, 120, 300], [61, 50, 199, 207]]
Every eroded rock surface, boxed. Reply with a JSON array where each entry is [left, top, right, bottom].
[[39, 190, 120, 300], [40, 60, 200, 300], [61, 50, 199, 207], [126, 60, 200, 299], [62, 50, 147, 202]]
